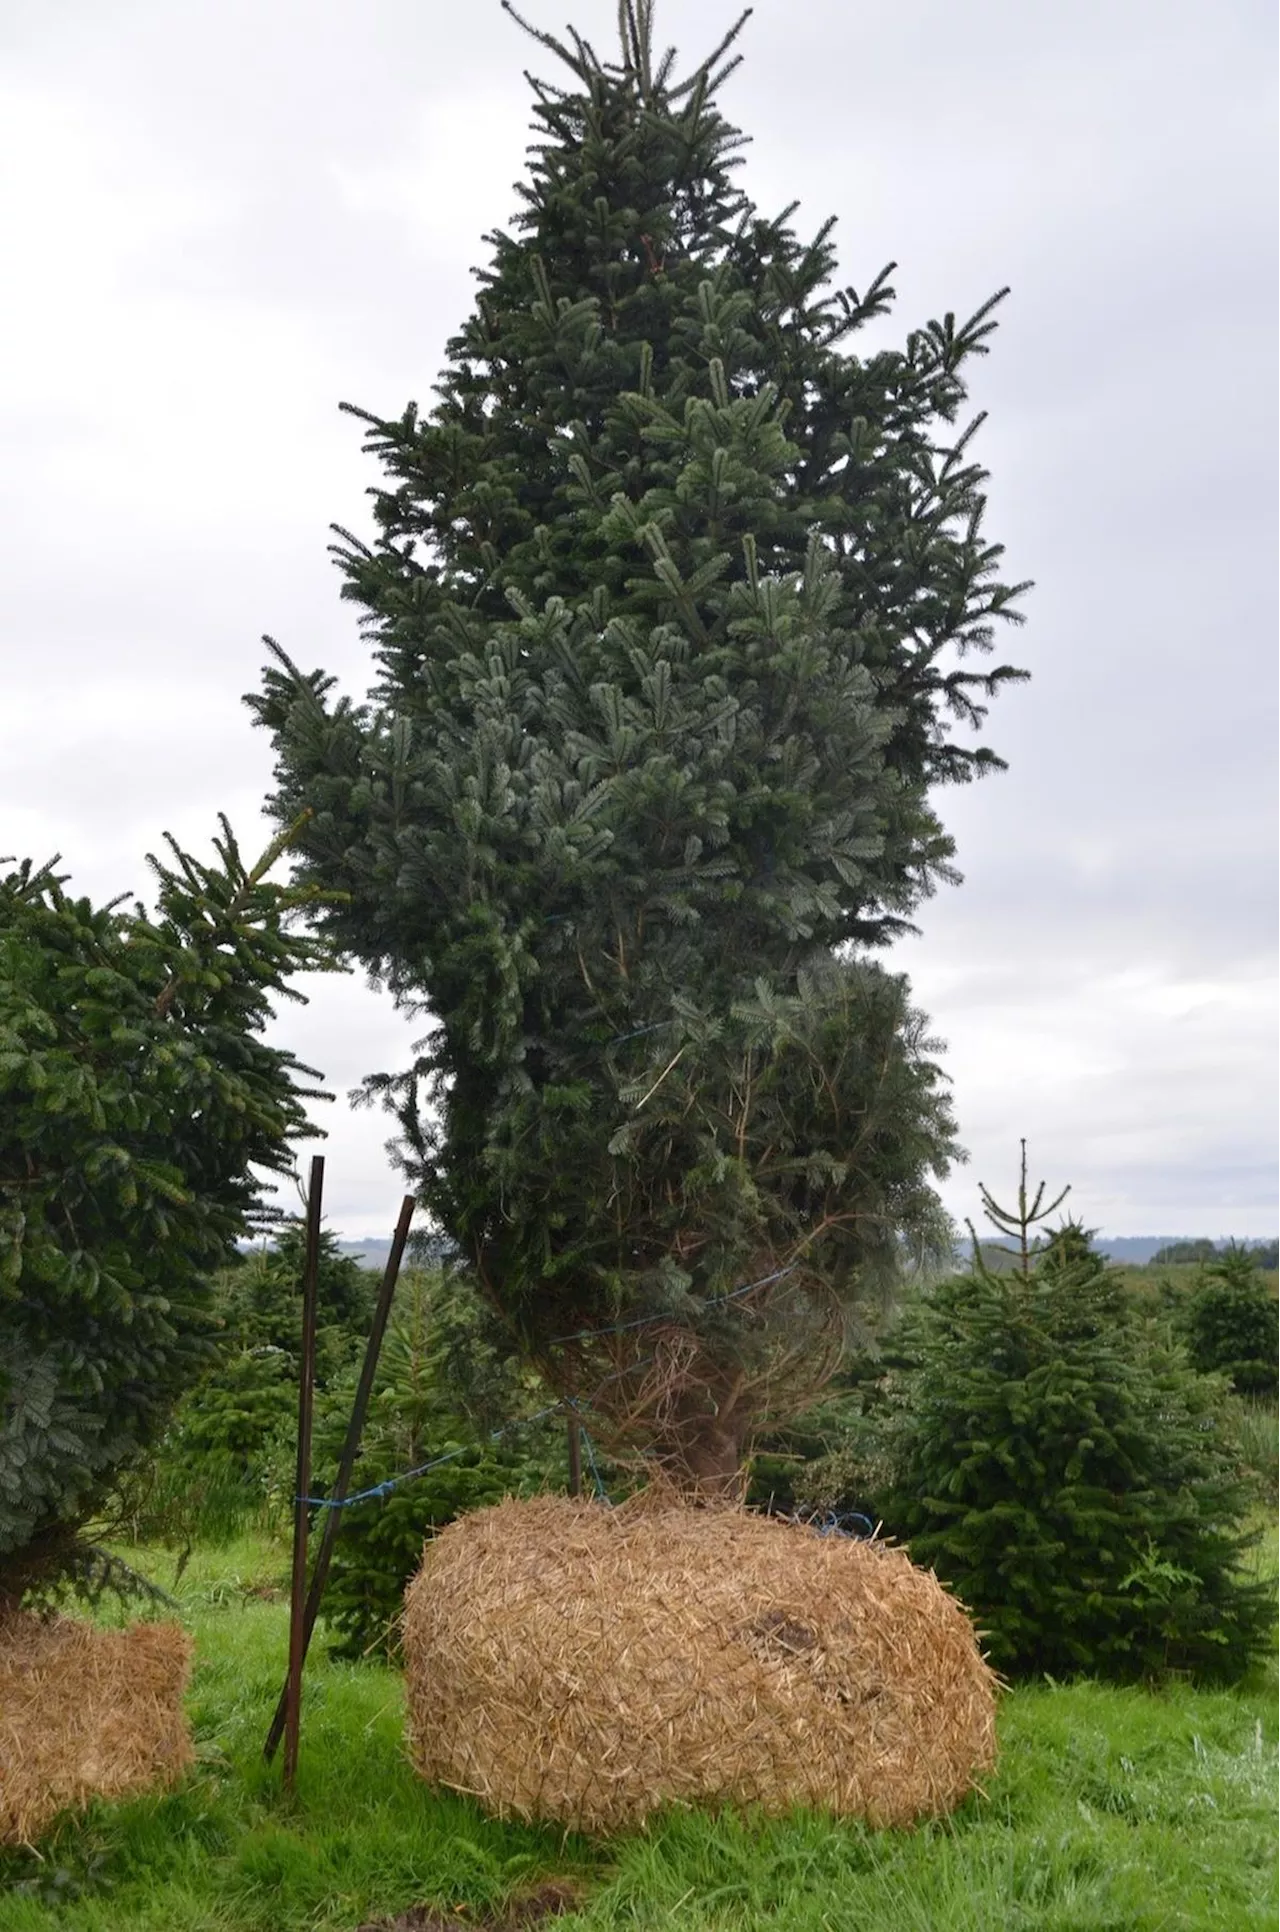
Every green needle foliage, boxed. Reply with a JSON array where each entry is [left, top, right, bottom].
[[0, 818, 336, 1606], [314, 1267, 568, 1658], [1180, 1245, 1279, 1398], [882, 1157, 1272, 1683], [217, 1222, 376, 1380], [116, 1228, 378, 1556], [250, 4, 1027, 1484]]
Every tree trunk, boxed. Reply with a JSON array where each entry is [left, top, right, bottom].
[[652, 1404, 751, 1499]]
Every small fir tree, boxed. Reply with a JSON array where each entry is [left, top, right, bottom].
[[0, 820, 334, 1605], [250, 4, 1027, 1484], [118, 1230, 377, 1554], [1180, 1246, 1279, 1398], [882, 1156, 1272, 1682], [315, 1268, 567, 1657], [221, 1222, 376, 1380]]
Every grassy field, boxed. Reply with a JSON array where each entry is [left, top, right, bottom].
[[0, 1529, 1275, 1932]]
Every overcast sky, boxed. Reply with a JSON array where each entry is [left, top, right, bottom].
[[2, 0, 1275, 1238]]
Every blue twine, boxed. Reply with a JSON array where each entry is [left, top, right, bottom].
[[809, 1509, 877, 1540], [548, 1264, 795, 1347], [607, 1020, 672, 1045], [298, 1267, 799, 1513], [300, 1400, 568, 1510], [579, 1422, 610, 1503]]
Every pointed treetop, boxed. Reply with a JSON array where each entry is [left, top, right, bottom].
[[500, 0, 753, 105], [969, 1140, 1072, 1279]]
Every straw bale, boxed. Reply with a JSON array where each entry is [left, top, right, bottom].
[[402, 1494, 997, 1833], [0, 1611, 193, 1846]]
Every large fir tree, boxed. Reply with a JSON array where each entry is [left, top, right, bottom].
[[251, 3, 1028, 1484]]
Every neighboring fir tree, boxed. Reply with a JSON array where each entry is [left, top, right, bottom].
[[881, 1159, 1272, 1682], [220, 1221, 376, 1377], [250, 4, 1027, 1484], [1180, 1246, 1279, 1398], [0, 819, 334, 1605]]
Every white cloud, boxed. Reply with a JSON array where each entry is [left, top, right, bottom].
[[329, 93, 527, 257]]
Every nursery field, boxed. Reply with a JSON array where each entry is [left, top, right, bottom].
[[0, 1528, 1275, 1932]]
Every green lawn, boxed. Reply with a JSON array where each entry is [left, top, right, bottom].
[[0, 1531, 1275, 1932]]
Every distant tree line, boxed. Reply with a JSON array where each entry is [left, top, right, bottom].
[[1152, 1238, 1278, 1271]]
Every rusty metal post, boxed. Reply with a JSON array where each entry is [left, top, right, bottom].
[[281, 1155, 323, 1791]]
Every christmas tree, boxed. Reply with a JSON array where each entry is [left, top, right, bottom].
[[0, 820, 333, 1604], [251, 4, 1027, 1485], [881, 1165, 1271, 1681], [1180, 1245, 1279, 1397]]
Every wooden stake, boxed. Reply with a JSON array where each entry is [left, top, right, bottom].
[[265, 1194, 415, 1763], [282, 1155, 323, 1792]]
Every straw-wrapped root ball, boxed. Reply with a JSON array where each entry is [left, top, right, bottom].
[[402, 1495, 997, 1833], [0, 1613, 194, 1846]]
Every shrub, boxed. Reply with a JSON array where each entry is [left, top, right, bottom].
[[1180, 1247, 1279, 1397], [878, 1174, 1272, 1683]]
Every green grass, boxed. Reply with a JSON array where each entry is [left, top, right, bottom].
[[0, 1531, 1275, 1932]]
